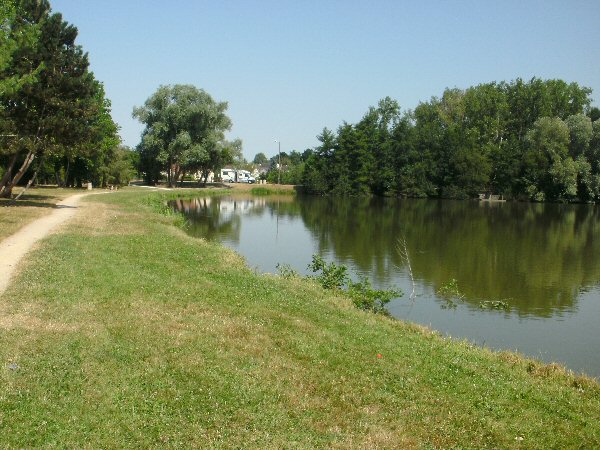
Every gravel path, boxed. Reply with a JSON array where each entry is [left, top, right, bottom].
[[0, 193, 90, 296]]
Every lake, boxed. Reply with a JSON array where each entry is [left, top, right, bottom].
[[171, 194, 600, 378]]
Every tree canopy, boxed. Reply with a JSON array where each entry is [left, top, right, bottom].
[[298, 78, 598, 202], [1, 0, 124, 196], [252, 152, 268, 165], [133, 84, 236, 186]]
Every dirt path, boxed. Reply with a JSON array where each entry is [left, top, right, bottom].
[[0, 192, 91, 296]]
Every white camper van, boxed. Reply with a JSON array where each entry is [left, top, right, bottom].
[[220, 169, 236, 183], [236, 170, 256, 184]]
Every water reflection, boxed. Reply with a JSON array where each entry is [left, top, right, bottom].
[[171, 196, 600, 318], [172, 195, 600, 376], [299, 197, 600, 317]]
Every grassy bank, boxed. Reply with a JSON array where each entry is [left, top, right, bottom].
[[1, 188, 598, 447]]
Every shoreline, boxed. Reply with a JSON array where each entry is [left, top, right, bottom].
[[0, 187, 598, 447]]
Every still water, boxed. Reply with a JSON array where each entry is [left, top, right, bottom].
[[171, 195, 600, 378]]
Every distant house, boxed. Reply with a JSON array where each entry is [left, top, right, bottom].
[[256, 165, 269, 176]]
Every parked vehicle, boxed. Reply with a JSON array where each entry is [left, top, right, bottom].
[[220, 168, 256, 183], [220, 169, 236, 183], [236, 170, 256, 184]]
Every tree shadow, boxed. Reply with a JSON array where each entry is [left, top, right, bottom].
[[0, 196, 64, 209]]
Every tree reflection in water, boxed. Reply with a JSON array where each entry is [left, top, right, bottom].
[[172, 195, 600, 318]]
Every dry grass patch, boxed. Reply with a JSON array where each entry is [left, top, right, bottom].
[[0, 187, 80, 242], [68, 195, 147, 237], [0, 312, 78, 333]]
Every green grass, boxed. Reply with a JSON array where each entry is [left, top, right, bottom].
[[0, 187, 77, 242], [250, 185, 297, 196], [1, 188, 598, 447]]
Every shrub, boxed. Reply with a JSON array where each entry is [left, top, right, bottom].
[[307, 254, 348, 290], [306, 254, 401, 314]]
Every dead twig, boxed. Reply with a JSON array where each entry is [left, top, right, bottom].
[[397, 236, 416, 302]]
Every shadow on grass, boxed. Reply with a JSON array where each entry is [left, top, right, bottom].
[[0, 199, 62, 209], [0, 194, 67, 208]]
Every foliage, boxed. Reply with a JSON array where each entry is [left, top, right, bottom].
[[300, 78, 598, 202], [347, 276, 400, 315], [276, 263, 299, 279], [132, 84, 235, 186], [479, 299, 511, 311], [249, 186, 296, 196], [252, 152, 268, 165], [264, 149, 310, 185], [140, 192, 188, 228], [307, 254, 400, 314], [307, 254, 349, 290], [437, 278, 463, 298], [1, 0, 120, 196], [436, 278, 465, 310]]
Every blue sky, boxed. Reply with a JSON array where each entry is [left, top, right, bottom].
[[50, 0, 600, 160]]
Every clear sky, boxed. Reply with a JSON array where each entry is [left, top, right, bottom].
[[50, 0, 600, 160]]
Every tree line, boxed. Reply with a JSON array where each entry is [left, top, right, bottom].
[[291, 78, 600, 201], [1, 0, 135, 199]]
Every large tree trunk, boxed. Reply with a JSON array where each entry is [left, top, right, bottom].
[[63, 159, 71, 188], [0, 153, 19, 197], [1, 149, 36, 198], [1, 100, 48, 197], [12, 154, 46, 202], [167, 158, 173, 187]]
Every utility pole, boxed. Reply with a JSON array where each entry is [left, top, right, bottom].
[[274, 139, 281, 185]]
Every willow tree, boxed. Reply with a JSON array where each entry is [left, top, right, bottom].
[[133, 84, 234, 187]]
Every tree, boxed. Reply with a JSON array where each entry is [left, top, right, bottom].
[[1, 0, 103, 198], [0, 0, 41, 109], [133, 84, 233, 187], [193, 138, 241, 185], [565, 114, 593, 158], [252, 152, 268, 165], [524, 117, 574, 200], [364, 97, 400, 196], [105, 146, 137, 186], [46, 85, 120, 188]]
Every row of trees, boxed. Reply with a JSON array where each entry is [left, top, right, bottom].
[[299, 78, 600, 202], [134, 84, 242, 187], [1, 0, 135, 198]]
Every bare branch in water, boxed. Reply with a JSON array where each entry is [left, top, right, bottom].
[[397, 236, 416, 301]]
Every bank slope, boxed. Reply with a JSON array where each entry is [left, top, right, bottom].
[[0, 189, 598, 448]]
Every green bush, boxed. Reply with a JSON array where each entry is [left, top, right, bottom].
[[348, 276, 400, 315], [306, 254, 401, 314], [307, 254, 348, 290]]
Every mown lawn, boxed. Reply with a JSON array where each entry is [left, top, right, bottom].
[[0, 188, 598, 448]]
